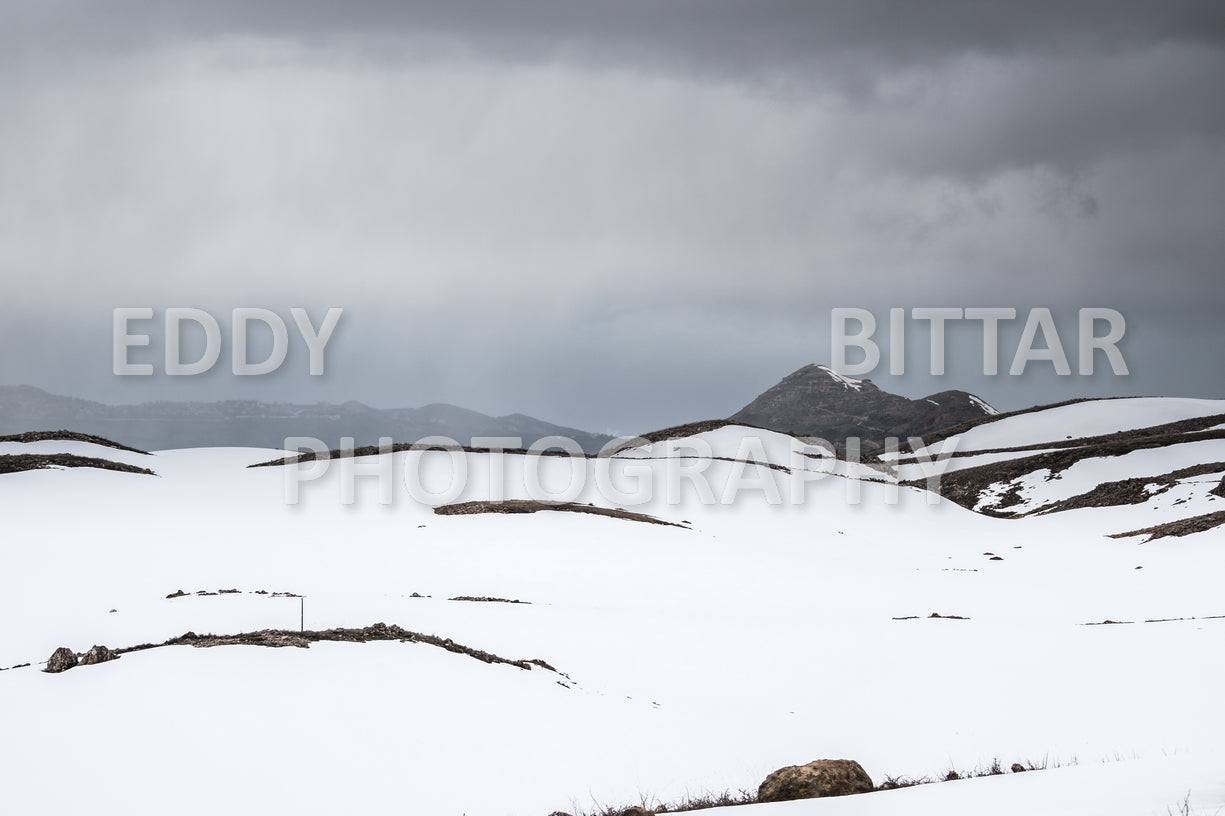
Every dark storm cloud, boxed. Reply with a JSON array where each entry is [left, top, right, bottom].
[[8, 1, 1225, 180], [1, 2, 1223, 433], [9, 1, 1225, 64]]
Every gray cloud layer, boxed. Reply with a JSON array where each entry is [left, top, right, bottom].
[[1, 2, 1222, 434]]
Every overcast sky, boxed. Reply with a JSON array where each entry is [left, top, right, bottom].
[[2, 2, 1223, 435]]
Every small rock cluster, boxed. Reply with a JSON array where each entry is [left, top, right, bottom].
[[44, 645, 118, 674]]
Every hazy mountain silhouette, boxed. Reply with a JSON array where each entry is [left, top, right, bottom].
[[0, 385, 614, 453]]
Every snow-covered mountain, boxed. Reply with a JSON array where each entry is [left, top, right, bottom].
[[1, 396, 1223, 815], [730, 364, 997, 453]]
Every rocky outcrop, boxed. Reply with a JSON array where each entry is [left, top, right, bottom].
[[0, 453, 156, 477], [1108, 510, 1225, 542], [0, 430, 149, 454], [758, 759, 874, 802], [1211, 474, 1225, 499], [35, 624, 560, 678], [44, 647, 79, 674], [79, 645, 118, 666], [44, 645, 119, 673], [433, 500, 686, 528]]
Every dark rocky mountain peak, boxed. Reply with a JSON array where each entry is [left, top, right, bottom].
[[729, 364, 996, 453]]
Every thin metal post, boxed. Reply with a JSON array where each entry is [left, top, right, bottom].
[[300, 596, 304, 632]]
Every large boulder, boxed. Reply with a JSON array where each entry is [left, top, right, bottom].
[[44, 647, 78, 673], [79, 645, 118, 666], [758, 759, 874, 802]]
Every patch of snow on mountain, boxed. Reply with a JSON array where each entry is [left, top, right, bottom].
[[817, 364, 864, 391], [968, 394, 999, 415]]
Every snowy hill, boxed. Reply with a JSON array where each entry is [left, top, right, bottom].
[[888, 397, 1225, 541], [1, 411, 1223, 815]]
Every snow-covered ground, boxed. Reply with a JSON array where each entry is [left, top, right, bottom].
[[1, 403, 1223, 815], [914, 397, 1225, 454], [891, 397, 1225, 529]]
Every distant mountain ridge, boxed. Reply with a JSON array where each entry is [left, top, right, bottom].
[[0, 385, 614, 453], [730, 364, 997, 452]]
